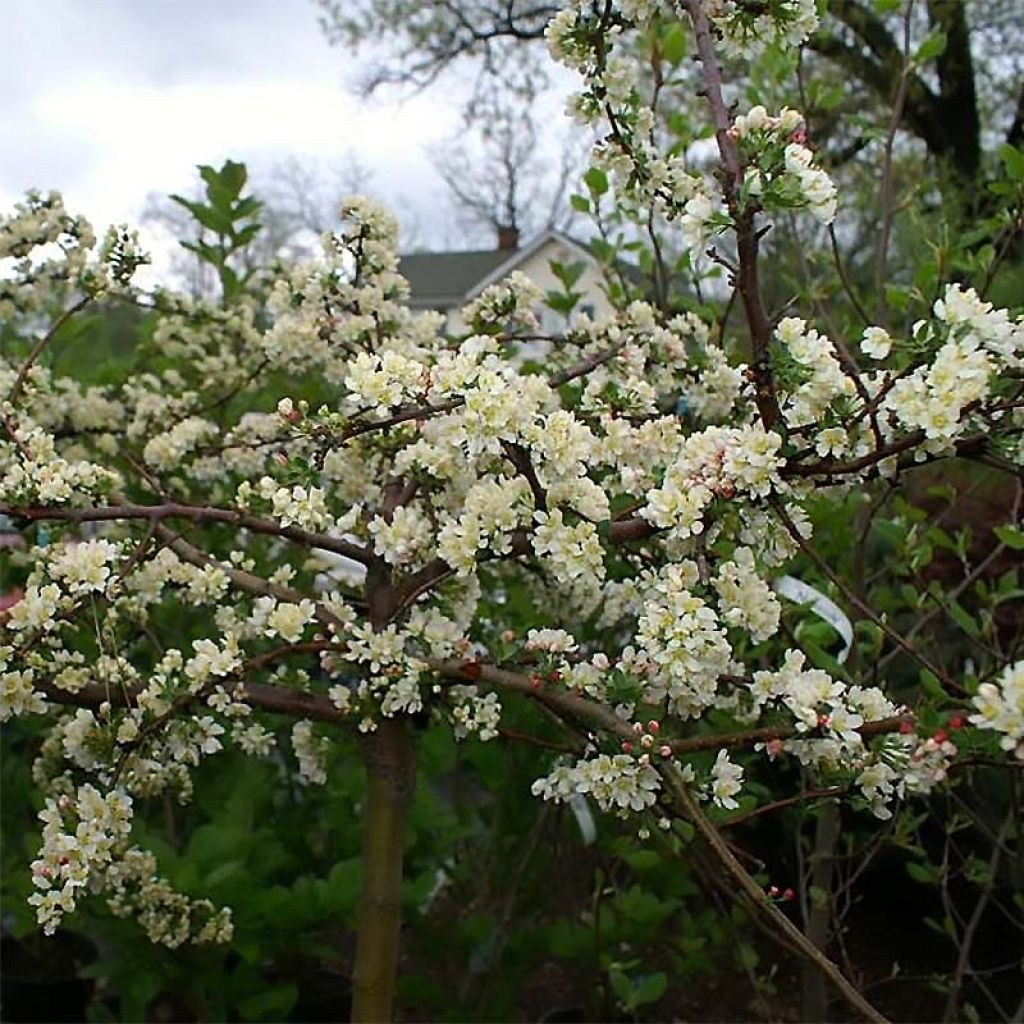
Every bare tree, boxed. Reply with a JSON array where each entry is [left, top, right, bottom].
[[431, 87, 586, 247], [318, 0, 1024, 206], [316, 0, 554, 97]]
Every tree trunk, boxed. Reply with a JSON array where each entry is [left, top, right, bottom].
[[802, 800, 841, 1023], [351, 717, 416, 1023]]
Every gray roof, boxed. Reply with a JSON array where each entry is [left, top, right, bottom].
[[398, 248, 514, 307], [397, 229, 646, 309]]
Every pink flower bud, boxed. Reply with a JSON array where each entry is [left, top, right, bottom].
[[659, 745, 672, 758], [647, 720, 660, 734]]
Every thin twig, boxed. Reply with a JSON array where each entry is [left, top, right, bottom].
[[658, 763, 889, 1024]]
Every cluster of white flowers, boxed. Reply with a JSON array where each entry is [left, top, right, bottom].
[[237, 476, 334, 532], [901, 733, 959, 794], [731, 106, 837, 223], [368, 505, 434, 566], [0, 190, 98, 311], [183, 636, 241, 690], [532, 752, 661, 815], [344, 350, 428, 415], [751, 650, 894, 738], [709, 749, 744, 809], [934, 283, 1024, 365], [248, 595, 317, 643], [449, 686, 502, 741], [29, 785, 133, 935], [632, 562, 736, 718], [0, 419, 119, 506], [462, 271, 543, 334], [436, 476, 534, 574], [105, 847, 233, 948], [1, 666, 47, 720], [775, 317, 856, 425], [292, 720, 330, 784], [533, 508, 605, 587], [46, 538, 121, 595], [143, 416, 218, 470], [713, 547, 781, 643], [878, 285, 1024, 452], [643, 424, 783, 535], [678, 187, 723, 252], [970, 661, 1024, 759], [781, 142, 837, 223], [525, 628, 578, 654], [706, 0, 819, 58], [127, 547, 230, 607]]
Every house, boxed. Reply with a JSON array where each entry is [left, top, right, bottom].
[[398, 227, 614, 336]]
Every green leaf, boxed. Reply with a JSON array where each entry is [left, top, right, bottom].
[[915, 30, 947, 63], [198, 166, 236, 214], [584, 166, 609, 196], [570, 193, 591, 213], [169, 196, 233, 235], [220, 159, 248, 196], [906, 861, 938, 885], [546, 290, 579, 314], [235, 983, 298, 1021], [994, 524, 1024, 550], [233, 223, 263, 248], [232, 196, 263, 221], [946, 600, 981, 640], [556, 259, 586, 289], [609, 967, 633, 1004], [998, 144, 1024, 182], [631, 972, 668, 1007], [918, 669, 948, 702], [180, 238, 223, 267], [623, 849, 661, 873], [735, 941, 759, 971], [220, 264, 241, 301], [662, 23, 687, 66]]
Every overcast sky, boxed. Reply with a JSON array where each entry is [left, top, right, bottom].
[[1, 0, 500, 278]]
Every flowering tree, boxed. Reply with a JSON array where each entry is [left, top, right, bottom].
[[2, 2, 1023, 1021]]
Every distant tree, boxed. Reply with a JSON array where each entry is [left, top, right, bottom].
[[318, 0, 1024, 217], [431, 88, 587, 246]]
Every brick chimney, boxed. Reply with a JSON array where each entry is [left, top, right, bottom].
[[497, 225, 520, 251]]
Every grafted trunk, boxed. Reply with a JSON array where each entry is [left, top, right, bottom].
[[801, 801, 841, 1023], [351, 717, 415, 1023]]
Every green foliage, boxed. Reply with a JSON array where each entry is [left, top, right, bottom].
[[171, 160, 264, 304]]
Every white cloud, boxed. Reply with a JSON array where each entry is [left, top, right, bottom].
[[0, 0, 466, 261]]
